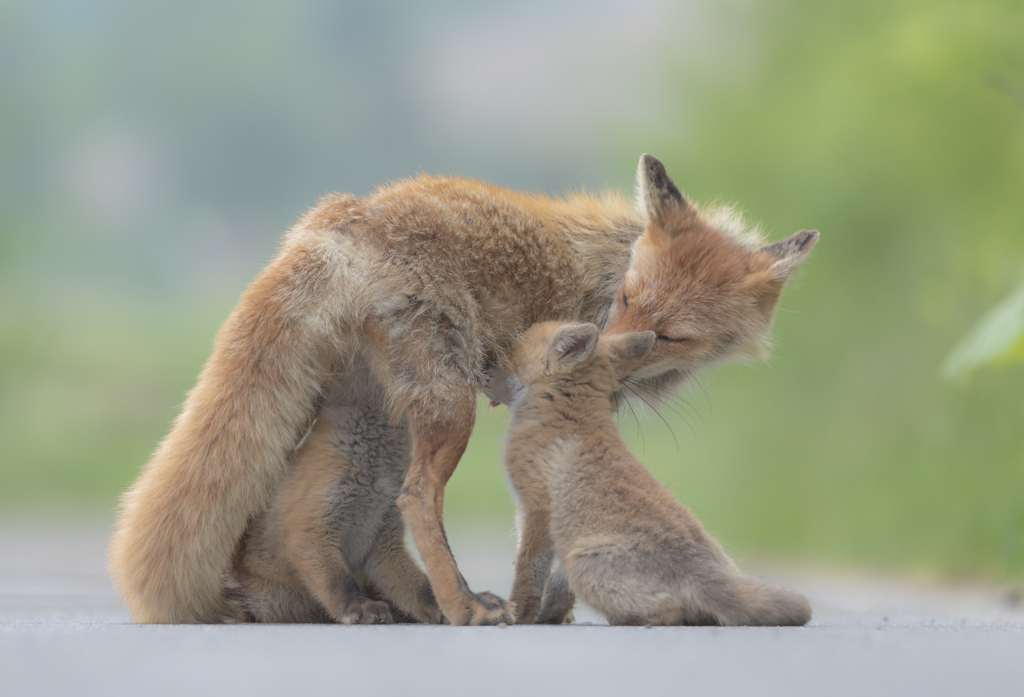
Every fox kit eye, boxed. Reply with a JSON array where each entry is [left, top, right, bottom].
[[622, 291, 628, 308], [656, 335, 686, 343]]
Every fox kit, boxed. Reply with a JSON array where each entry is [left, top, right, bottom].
[[109, 154, 816, 625], [222, 400, 443, 624], [504, 322, 812, 626]]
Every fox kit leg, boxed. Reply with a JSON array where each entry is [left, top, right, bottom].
[[509, 506, 554, 624], [506, 458, 561, 624], [225, 569, 331, 624], [282, 503, 393, 625], [535, 562, 575, 625], [362, 507, 443, 624], [277, 412, 394, 625]]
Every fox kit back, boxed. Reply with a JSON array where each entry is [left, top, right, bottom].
[[504, 321, 812, 627]]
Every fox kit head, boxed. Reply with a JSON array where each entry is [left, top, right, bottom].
[[603, 154, 818, 396], [507, 321, 657, 407]]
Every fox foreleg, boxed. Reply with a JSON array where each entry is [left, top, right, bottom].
[[397, 401, 516, 626], [284, 522, 392, 625], [363, 507, 444, 624], [509, 506, 554, 624]]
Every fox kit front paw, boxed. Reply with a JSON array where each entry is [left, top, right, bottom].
[[336, 598, 393, 625]]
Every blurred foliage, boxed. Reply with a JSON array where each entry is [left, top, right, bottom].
[[943, 274, 1024, 380], [599, 0, 1024, 580], [1, 0, 1022, 582]]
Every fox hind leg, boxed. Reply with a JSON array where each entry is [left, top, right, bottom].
[[225, 571, 332, 624], [363, 507, 443, 624], [535, 562, 576, 625]]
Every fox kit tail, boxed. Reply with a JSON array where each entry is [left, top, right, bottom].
[[108, 224, 367, 623], [702, 574, 812, 627]]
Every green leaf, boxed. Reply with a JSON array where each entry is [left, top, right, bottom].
[[942, 278, 1024, 382]]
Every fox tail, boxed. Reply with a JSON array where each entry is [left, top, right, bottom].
[[108, 224, 370, 623]]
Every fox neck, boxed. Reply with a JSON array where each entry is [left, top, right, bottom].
[[542, 195, 644, 327], [508, 378, 624, 485], [512, 378, 617, 435]]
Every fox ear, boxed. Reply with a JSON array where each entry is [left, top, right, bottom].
[[637, 154, 686, 228], [748, 229, 820, 312], [759, 229, 819, 278], [606, 331, 656, 379], [548, 323, 600, 372]]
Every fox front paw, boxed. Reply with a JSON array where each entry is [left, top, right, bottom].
[[336, 599, 393, 625], [450, 591, 516, 626]]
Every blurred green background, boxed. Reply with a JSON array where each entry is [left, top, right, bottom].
[[1, 0, 1021, 581]]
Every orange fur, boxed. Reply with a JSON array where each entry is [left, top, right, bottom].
[[110, 171, 640, 624], [603, 155, 818, 400], [108, 155, 817, 625]]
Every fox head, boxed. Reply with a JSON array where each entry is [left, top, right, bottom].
[[602, 154, 818, 398], [506, 321, 657, 407]]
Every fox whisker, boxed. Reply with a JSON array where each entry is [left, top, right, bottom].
[[619, 381, 680, 451], [622, 376, 691, 424], [616, 385, 647, 455]]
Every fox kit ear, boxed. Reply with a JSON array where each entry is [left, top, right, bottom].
[[759, 229, 819, 279], [605, 331, 656, 379], [637, 154, 687, 229], [548, 323, 600, 372]]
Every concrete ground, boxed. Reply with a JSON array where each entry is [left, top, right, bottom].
[[2, 516, 1022, 697]]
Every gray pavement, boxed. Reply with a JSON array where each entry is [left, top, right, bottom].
[[2, 517, 1023, 697]]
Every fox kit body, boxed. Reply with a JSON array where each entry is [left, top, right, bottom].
[[223, 395, 442, 624], [110, 155, 816, 624], [504, 322, 812, 626]]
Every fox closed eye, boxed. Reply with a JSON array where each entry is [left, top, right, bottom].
[[656, 335, 686, 343]]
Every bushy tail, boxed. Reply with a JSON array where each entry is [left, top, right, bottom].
[[108, 229, 362, 623], [703, 574, 812, 627]]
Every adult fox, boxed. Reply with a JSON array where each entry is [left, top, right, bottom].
[[109, 154, 817, 624]]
